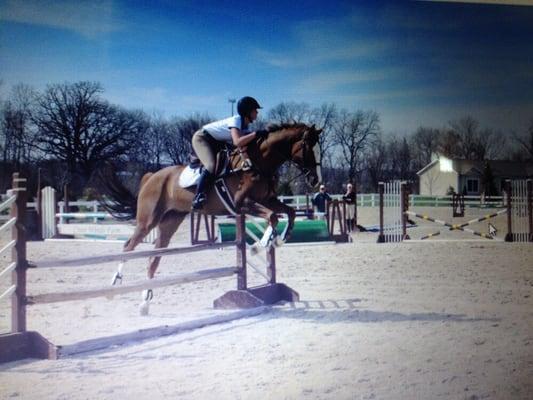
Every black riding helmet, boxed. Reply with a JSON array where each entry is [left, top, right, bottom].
[[237, 96, 262, 117]]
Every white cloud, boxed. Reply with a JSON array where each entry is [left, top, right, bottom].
[[254, 12, 393, 68], [0, 0, 121, 38]]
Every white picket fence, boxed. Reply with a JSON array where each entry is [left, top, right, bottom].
[[41, 187, 157, 242]]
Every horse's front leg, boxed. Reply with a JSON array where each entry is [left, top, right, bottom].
[[243, 199, 279, 247], [264, 197, 296, 244]]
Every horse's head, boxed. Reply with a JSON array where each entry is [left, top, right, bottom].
[[290, 124, 323, 188]]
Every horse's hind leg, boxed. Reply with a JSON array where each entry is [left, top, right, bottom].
[[124, 223, 154, 252], [111, 222, 156, 286], [147, 211, 188, 279], [139, 211, 187, 315]]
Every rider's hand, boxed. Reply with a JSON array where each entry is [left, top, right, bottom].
[[255, 129, 268, 139]]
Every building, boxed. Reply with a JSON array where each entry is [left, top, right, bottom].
[[417, 155, 533, 195]]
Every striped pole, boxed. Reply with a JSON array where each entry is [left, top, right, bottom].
[[405, 211, 495, 239], [420, 231, 440, 240]]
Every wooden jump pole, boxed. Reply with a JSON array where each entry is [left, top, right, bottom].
[[236, 214, 247, 290], [34, 241, 236, 269], [214, 213, 299, 308], [0, 173, 56, 363], [326, 199, 349, 242], [1, 186, 299, 362], [12, 172, 28, 332]]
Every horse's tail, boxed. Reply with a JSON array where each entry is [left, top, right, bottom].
[[97, 166, 144, 221]]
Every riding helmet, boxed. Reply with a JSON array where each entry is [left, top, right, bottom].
[[237, 96, 262, 117]]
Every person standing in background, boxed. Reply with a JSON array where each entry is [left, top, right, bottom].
[[342, 183, 356, 232], [312, 184, 332, 219]]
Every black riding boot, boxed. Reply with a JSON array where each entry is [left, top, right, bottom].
[[192, 169, 213, 210]]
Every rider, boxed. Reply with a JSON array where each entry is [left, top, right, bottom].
[[191, 96, 268, 210]]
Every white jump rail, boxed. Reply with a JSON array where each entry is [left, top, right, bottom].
[[26, 267, 237, 304]]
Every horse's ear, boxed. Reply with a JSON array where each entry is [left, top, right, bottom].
[[317, 128, 323, 134]]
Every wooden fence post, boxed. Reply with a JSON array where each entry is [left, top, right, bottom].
[[11, 172, 28, 333]]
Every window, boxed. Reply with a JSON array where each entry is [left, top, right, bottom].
[[466, 178, 479, 193]]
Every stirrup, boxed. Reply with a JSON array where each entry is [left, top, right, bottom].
[[242, 158, 252, 171], [192, 193, 206, 210]]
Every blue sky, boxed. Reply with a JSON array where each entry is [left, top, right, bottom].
[[1, 0, 532, 135]]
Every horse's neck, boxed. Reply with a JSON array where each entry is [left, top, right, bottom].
[[260, 129, 302, 169]]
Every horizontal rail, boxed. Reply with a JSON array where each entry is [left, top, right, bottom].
[[0, 262, 16, 280], [0, 284, 16, 301], [0, 217, 16, 235], [0, 240, 16, 258], [25, 267, 237, 304], [33, 241, 237, 269], [0, 195, 16, 213], [56, 212, 115, 219]]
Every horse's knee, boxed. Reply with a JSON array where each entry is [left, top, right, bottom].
[[268, 212, 278, 226]]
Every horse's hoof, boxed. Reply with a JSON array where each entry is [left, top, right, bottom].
[[111, 272, 122, 286]]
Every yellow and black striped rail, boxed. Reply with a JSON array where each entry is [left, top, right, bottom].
[[405, 211, 495, 239]]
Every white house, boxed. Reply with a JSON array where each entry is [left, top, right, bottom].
[[417, 155, 533, 195]]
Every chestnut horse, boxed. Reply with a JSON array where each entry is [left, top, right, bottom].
[[104, 123, 322, 280]]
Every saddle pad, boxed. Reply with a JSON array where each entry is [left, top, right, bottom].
[[178, 165, 201, 188]]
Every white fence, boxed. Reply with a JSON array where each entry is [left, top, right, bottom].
[[40, 187, 157, 242]]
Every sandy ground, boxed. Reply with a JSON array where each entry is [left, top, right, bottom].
[[0, 207, 532, 400]]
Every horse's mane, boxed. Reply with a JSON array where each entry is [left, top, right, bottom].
[[265, 122, 308, 134]]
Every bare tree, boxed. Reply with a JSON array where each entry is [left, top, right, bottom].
[[31, 81, 142, 190], [128, 111, 165, 170], [0, 84, 36, 166], [437, 129, 462, 159], [513, 119, 533, 161], [387, 136, 412, 180], [333, 109, 381, 183], [410, 127, 441, 170], [268, 101, 311, 124], [165, 113, 213, 165], [309, 103, 338, 169], [447, 116, 506, 160], [365, 135, 387, 191]]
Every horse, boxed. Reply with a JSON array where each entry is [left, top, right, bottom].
[[103, 123, 323, 283]]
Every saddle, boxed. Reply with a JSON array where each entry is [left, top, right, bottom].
[[180, 145, 241, 215], [188, 145, 234, 179]]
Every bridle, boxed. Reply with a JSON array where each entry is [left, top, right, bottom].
[[288, 129, 321, 184]]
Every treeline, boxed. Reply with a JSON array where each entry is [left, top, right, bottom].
[[1, 81, 532, 198]]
